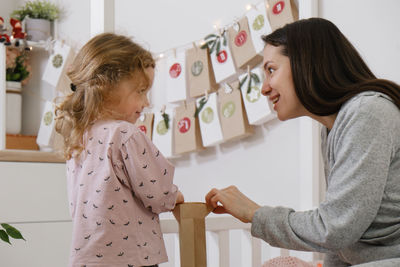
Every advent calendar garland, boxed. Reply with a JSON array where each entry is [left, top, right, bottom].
[[141, 0, 299, 157]]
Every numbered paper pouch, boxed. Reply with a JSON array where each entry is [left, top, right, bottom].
[[266, 0, 299, 31], [166, 50, 187, 103], [196, 92, 224, 147], [246, 2, 272, 54], [203, 31, 236, 83], [186, 43, 218, 98], [36, 100, 63, 152], [228, 16, 263, 70], [174, 102, 204, 155], [134, 113, 154, 140], [152, 108, 174, 158], [218, 82, 254, 142], [42, 41, 75, 95], [239, 67, 275, 125]]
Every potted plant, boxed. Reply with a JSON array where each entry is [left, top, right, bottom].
[[10, 0, 60, 42], [0, 223, 25, 245], [5, 47, 31, 134]]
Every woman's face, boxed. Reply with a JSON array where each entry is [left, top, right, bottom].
[[261, 44, 308, 121]]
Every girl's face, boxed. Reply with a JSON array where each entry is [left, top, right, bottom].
[[112, 67, 154, 124], [261, 44, 309, 121]]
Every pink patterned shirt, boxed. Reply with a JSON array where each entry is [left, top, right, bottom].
[[66, 120, 178, 267]]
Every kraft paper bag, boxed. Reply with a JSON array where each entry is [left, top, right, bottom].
[[134, 113, 154, 140], [186, 44, 218, 98], [266, 0, 299, 31], [42, 41, 75, 96], [228, 17, 263, 70], [218, 82, 254, 142], [36, 100, 63, 152], [239, 68, 276, 125], [246, 1, 273, 54], [196, 92, 224, 147], [205, 31, 236, 83], [166, 50, 187, 103], [173, 202, 213, 267], [174, 102, 204, 155], [152, 108, 174, 158]]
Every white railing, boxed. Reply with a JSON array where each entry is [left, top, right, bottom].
[[160, 216, 314, 267]]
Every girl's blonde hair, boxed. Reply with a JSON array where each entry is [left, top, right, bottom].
[[55, 33, 155, 160]]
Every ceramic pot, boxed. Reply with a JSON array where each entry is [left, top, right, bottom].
[[25, 17, 51, 42]]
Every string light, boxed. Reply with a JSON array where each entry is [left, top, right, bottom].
[[246, 4, 252, 11]]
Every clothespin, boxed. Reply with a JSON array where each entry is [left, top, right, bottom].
[[247, 65, 251, 77], [161, 104, 166, 114], [224, 83, 234, 94], [233, 17, 240, 32], [173, 48, 177, 59], [205, 89, 209, 101], [192, 41, 197, 51]]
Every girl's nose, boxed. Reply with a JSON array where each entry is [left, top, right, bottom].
[[261, 80, 271, 96]]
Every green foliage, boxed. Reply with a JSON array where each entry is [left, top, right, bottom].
[[201, 31, 228, 56], [162, 112, 170, 130], [6, 54, 30, 82], [194, 97, 208, 118], [0, 224, 25, 245], [240, 71, 261, 94], [11, 0, 60, 21]]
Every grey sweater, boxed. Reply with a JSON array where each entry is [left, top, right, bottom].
[[251, 92, 400, 266]]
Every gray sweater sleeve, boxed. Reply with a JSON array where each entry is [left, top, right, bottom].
[[251, 94, 395, 253]]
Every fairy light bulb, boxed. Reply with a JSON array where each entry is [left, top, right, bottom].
[[246, 4, 252, 11]]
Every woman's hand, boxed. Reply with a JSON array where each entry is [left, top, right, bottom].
[[205, 186, 261, 223], [176, 190, 185, 204]]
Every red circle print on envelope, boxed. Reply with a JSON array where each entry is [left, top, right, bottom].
[[273, 1, 285, 15], [178, 117, 191, 133], [169, 63, 182, 78]]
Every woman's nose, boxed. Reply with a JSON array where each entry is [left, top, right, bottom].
[[261, 80, 271, 96]]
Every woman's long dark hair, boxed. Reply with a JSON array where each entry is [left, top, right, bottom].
[[262, 17, 400, 115]]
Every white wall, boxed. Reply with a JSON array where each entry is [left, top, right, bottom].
[[319, 0, 400, 84]]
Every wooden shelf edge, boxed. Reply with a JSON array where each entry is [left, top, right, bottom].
[[0, 149, 65, 163]]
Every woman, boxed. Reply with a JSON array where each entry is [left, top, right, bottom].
[[205, 18, 400, 267]]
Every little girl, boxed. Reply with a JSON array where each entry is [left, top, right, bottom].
[[56, 33, 184, 267]]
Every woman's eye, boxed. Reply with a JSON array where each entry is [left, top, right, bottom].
[[268, 67, 275, 74]]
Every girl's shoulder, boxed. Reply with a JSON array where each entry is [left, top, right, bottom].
[[88, 119, 142, 146]]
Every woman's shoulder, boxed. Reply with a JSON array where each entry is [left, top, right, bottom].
[[341, 91, 400, 119]]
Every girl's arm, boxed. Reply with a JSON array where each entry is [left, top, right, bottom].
[[121, 130, 180, 214]]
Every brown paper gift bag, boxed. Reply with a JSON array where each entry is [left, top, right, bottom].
[[228, 17, 263, 70], [134, 113, 154, 140], [266, 0, 299, 31], [186, 45, 218, 98], [218, 81, 254, 142], [173, 203, 213, 267], [174, 102, 204, 154]]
